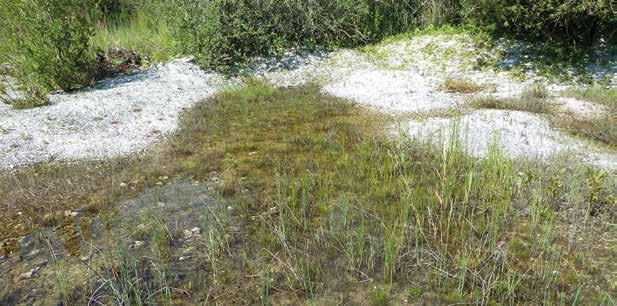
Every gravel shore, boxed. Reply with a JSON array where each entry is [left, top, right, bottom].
[[0, 59, 224, 169], [1, 33, 615, 171]]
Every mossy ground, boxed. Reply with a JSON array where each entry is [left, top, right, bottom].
[[1, 82, 616, 304]]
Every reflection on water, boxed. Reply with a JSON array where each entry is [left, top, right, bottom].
[[0, 177, 215, 305], [58, 219, 81, 257]]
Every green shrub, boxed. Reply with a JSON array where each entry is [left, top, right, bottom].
[[98, 0, 136, 18], [173, 0, 420, 72], [93, 4, 175, 62], [0, 0, 97, 106], [468, 0, 617, 45], [2, 0, 615, 107], [172, 0, 616, 72]]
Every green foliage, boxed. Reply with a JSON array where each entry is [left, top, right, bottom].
[[167, 82, 617, 303], [0, 0, 97, 106], [169, 0, 616, 71], [2, 83, 616, 303], [468, 0, 617, 45], [92, 7, 175, 62], [370, 286, 391, 306], [173, 0, 420, 71], [1, 0, 615, 106], [97, 0, 136, 18]]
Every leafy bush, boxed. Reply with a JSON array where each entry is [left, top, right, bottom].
[[92, 1, 176, 63], [2, 0, 615, 107], [98, 0, 136, 17], [468, 0, 617, 45], [172, 0, 616, 72], [173, 0, 420, 71], [0, 0, 97, 106]]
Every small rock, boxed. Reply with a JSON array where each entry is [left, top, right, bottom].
[[183, 230, 193, 239], [26, 249, 40, 258], [157, 202, 166, 207], [190, 227, 201, 235], [64, 211, 78, 217], [181, 247, 193, 255], [19, 266, 42, 279], [179, 256, 192, 261], [119, 182, 128, 187], [133, 241, 145, 249], [17, 236, 28, 245], [156, 182, 163, 186]]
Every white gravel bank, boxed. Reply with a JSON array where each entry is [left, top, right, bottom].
[[552, 97, 609, 119], [1, 33, 615, 171], [302, 33, 616, 171], [0, 59, 225, 169], [259, 34, 583, 114], [323, 69, 459, 113], [401, 110, 617, 171]]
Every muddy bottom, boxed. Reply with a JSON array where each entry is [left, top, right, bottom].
[[0, 177, 219, 305]]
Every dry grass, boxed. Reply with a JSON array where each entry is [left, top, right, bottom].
[[470, 84, 553, 114], [555, 112, 617, 148], [470, 85, 616, 147], [556, 87, 617, 147], [522, 83, 550, 99], [471, 96, 552, 114], [443, 77, 487, 94]]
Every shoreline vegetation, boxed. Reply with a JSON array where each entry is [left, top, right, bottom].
[[1, 82, 616, 305], [1, 0, 616, 107], [1, 1, 616, 305]]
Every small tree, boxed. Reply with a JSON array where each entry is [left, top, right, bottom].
[[0, 0, 97, 107], [470, 0, 617, 46]]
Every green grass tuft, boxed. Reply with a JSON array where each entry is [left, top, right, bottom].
[[92, 10, 175, 63]]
